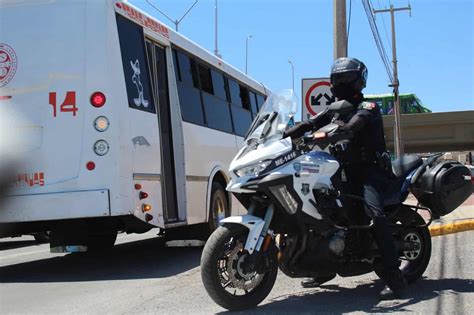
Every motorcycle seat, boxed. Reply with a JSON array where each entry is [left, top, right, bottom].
[[383, 155, 423, 206], [391, 155, 423, 179]]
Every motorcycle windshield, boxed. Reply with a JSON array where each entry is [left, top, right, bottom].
[[244, 89, 298, 144]]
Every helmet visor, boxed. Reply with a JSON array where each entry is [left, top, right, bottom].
[[330, 72, 359, 86]]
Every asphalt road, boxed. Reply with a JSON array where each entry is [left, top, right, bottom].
[[0, 231, 473, 314]]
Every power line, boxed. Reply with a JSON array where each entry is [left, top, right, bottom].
[[367, 1, 393, 79], [362, 0, 393, 83], [377, 0, 392, 51]]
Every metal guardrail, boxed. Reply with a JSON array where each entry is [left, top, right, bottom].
[[383, 110, 474, 153]]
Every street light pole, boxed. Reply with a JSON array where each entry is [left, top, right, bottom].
[[245, 35, 253, 74], [373, 4, 411, 158], [146, 0, 199, 32], [288, 60, 295, 91], [214, 0, 220, 57]]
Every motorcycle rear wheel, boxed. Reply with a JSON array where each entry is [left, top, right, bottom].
[[378, 207, 432, 283], [200, 223, 278, 311]]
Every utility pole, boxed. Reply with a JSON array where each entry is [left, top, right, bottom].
[[333, 0, 347, 59], [373, 4, 411, 158]]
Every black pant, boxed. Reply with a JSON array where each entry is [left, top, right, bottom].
[[347, 166, 400, 272]]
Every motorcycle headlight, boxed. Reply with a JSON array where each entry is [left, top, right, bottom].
[[235, 160, 272, 178]]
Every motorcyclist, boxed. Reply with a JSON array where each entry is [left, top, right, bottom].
[[283, 57, 406, 300]]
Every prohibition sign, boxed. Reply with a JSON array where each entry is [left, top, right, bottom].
[[304, 81, 331, 116]]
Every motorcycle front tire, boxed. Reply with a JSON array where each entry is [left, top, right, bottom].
[[200, 223, 278, 311]]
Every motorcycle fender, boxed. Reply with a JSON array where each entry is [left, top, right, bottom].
[[220, 215, 265, 254]]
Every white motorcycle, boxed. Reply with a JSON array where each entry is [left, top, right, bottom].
[[200, 90, 472, 311]]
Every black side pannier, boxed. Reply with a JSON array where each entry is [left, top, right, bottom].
[[411, 161, 472, 217]]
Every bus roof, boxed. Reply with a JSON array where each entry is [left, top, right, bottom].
[[118, 1, 269, 95]]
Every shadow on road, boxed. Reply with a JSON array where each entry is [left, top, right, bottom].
[[0, 239, 40, 251], [221, 277, 474, 314], [0, 237, 202, 283]]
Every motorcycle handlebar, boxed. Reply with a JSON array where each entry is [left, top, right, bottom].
[[300, 130, 352, 149]]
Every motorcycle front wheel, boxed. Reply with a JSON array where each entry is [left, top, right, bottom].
[[200, 223, 278, 311]]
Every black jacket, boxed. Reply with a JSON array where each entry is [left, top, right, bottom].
[[285, 100, 387, 164]]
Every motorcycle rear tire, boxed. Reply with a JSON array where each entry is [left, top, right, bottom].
[[378, 207, 432, 284], [201, 223, 278, 311]]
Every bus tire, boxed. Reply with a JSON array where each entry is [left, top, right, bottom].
[[208, 182, 229, 233]]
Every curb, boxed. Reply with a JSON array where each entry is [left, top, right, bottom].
[[429, 219, 474, 237]]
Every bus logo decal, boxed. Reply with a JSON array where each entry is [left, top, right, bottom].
[[132, 136, 151, 148], [0, 43, 18, 87], [130, 59, 149, 108]]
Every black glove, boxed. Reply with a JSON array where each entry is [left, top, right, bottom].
[[283, 121, 314, 139]]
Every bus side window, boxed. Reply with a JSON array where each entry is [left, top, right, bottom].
[[240, 86, 251, 111], [249, 91, 258, 117], [228, 79, 242, 108], [256, 94, 265, 110], [201, 68, 232, 133], [197, 63, 213, 95], [172, 49, 181, 82], [401, 98, 410, 114], [211, 70, 227, 100], [116, 14, 155, 113], [173, 49, 205, 126], [228, 78, 252, 136]]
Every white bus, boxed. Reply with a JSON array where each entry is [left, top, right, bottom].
[[0, 0, 268, 250]]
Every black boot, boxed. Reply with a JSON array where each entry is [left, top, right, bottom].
[[379, 269, 407, 300], [301, 274, 336, 288]]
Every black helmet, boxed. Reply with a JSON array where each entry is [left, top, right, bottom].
[[330, 57, 368, 93]]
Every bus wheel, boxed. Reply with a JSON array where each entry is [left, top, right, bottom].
[[85, 232, 117, 251], [209, 182, 229, 233]]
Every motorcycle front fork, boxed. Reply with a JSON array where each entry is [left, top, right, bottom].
[[246, 202, 274, 253]]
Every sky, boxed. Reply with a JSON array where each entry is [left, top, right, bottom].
[[130, 0, 474, 114]]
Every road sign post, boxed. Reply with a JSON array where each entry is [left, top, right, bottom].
[[302, 78, 335, 120]]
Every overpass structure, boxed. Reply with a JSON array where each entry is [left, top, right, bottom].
[[383, 110, 474, 153]]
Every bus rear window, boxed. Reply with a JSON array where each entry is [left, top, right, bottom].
[[116, 14, 155, 113]]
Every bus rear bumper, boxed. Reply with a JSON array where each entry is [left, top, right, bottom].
[[0, 190, 110, 223]]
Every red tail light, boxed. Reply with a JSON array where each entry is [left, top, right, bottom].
[[86, 161, 96, 171], [139, 191, 149, 200], [91, 92, 106, 107]]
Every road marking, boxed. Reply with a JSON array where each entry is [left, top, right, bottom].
[[429, 219, 474, 237]]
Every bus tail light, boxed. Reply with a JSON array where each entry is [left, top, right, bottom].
[[91, 92, 106, 107], [93, 140, 109, 156], [145, 214, 153, 222], [135, 184, 142, 190], [142, 204, 152, 212], [94, 116, 110, 132], [139, 191, 149, 200], [86, 161, 96, 171]]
